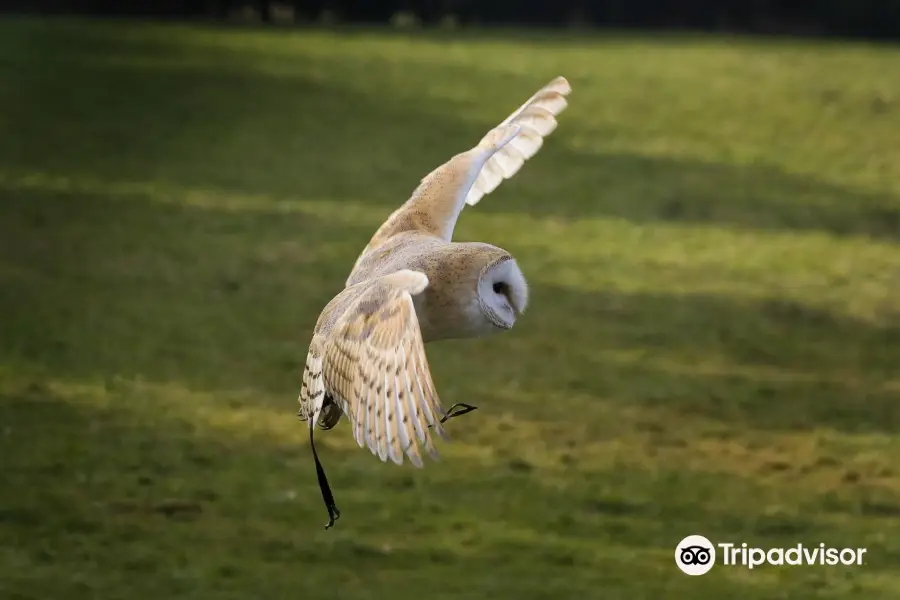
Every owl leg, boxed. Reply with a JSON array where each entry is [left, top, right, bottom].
[[439, 402, 478, 423], [309, 422, 341, 530]]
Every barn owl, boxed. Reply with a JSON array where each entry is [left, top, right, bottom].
[[297, 76, 571, 529]]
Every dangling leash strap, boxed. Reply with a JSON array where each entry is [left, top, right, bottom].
[[309, 424, 340, 530]]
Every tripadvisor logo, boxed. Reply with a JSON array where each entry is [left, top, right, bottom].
[[675, 534, 868, 576]]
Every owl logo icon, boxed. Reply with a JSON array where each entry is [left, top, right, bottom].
[[675, 535, 716, 575]]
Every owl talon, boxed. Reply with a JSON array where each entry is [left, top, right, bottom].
[[440, 403, 478, 423], [324, 504, 341, 530]]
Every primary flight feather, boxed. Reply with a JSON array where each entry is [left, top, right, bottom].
[[297, 75, 571, 529]]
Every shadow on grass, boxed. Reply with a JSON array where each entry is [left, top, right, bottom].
[[505, 282, 900, 434], [0, 185, 368, 400], [2, 21, 899, 243]]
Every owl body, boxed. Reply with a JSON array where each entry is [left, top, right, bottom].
[[297, 76, 571, 528], [346, 232, 524, 342]]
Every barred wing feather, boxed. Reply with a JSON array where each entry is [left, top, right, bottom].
[[322, 270, 447, 467]]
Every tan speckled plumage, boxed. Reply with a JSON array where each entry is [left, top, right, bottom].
[[297, 76, 571, 529]]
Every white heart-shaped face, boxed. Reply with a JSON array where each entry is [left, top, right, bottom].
[[477, 255, 529, 332]]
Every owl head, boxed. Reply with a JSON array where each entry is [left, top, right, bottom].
[[407, 242, 529, 341]]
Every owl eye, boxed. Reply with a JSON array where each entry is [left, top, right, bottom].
[[493, 281, 508, 296]]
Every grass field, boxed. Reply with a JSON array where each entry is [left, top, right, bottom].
[[2, 15, 900, 599]]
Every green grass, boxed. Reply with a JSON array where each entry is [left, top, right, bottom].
[[2, 15, 900, 599]]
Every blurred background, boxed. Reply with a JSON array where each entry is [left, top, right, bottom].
[[1, 1, 899, 599], [6, 0, 900, 39]]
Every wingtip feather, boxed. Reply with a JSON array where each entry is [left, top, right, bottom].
[[549, 75, 572, 95]]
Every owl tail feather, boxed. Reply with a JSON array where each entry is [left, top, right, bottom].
[[309, 422, 341, 530]]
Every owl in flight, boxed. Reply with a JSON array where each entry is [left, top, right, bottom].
[[297, 76, 571, 529]]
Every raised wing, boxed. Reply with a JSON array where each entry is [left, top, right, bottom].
[[356, 76, 571, 251], [321, 269, 448, 467], [465, 75, 571, 207]]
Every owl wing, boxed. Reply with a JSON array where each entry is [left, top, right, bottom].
[[320, 269, 449, 467], [352, 76, 571, 260]]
